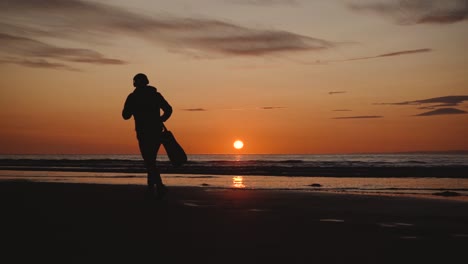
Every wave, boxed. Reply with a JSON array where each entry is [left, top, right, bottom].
[[277, 160, 304, 164], [403, 160, 428, 164], [1, 153, 467, 178], [1, 158, 467, 178]]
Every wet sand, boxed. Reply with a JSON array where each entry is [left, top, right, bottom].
[[2, 181, 468, 264]]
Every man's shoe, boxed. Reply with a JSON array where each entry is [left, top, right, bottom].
[[156, 185, 168, 199]]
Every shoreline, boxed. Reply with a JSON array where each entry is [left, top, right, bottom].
[[2, 181, 468, 263]]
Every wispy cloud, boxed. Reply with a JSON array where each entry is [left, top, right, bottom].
[[333, 115, 383, 119], [377, 95, 468, 117], [415, 108, 467, 116], [186, 106, 286, 111], [329, 91, 347, 95], [0, 57, 79, 71], [418, 103, 461, 110], [227, 0, 298, 6], [337, 48, 432, 62], [349, 0, 468, 25], [182, 108, 207, 112], [259, 106, 286, 110], [0, 32, 126, 70], [377, 95, 468, 107], [0, 0, 336, 71]]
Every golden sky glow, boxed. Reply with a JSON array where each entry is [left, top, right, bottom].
[[0, 0, 467, 154]]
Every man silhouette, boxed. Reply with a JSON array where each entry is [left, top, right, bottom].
[[122, 73, 172, 198]]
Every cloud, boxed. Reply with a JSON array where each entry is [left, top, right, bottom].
[[182, 108, 207, 112], [227, 0, 298, 6], [188, 106, 286, 111], [348, 0, 468, 25], [377, 95, 468, 117], [329, 91, 347, 95], [332, 109, 352, 112], [415, 108, 467, 116], [0, 32, 126, 70], [418, 103, 460, 110], [338, 48, 431, 62], [0, 57, 79, 71], [0, 0, 335, 67], [260, 106, 286, 110], [377, 95, 468, 107], [379, 49, 432, 57], [333, 115, 383, 119], [191, 30, 332, 56]]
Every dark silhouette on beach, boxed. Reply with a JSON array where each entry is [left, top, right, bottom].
[[123, 73, 172, 198]]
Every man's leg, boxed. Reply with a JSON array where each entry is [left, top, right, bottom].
[[146, 145, 167, 198], [138, 132, 165, 196], [138, 133, 158, 194], [152, 141, 167, 197]]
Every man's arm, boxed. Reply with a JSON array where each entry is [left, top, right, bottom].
[[122, 94, 133, 120], [159, 93, 172, 122]]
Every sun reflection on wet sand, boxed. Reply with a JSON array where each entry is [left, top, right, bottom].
[[2, 171, 468, 200], [232, 176, 245, 188]]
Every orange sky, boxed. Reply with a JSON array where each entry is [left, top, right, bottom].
[[0, 0, 467, 154]]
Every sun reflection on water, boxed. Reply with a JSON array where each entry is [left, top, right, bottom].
[[234, 155, 242, 162], [232, 176, 245, 188]]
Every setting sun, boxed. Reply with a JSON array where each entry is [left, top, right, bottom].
[[233, 140, 244, 150]]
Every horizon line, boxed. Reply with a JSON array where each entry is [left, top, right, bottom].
[[1, 150, 467, 156]]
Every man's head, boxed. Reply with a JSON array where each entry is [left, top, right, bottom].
[[133, 73, 149, 88]]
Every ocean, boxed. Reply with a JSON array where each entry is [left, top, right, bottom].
[[1, 154, 467, 196]]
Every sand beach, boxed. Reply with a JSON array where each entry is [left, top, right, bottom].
[[2, 181, 468, 264]]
